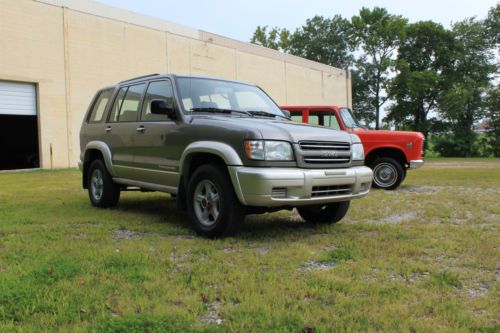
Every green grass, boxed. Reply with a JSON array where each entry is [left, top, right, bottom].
[[0, 159, 499, 332]]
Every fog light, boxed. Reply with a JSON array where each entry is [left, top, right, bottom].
[[360, 182, 370, 192], [271, 187, 287, 198]]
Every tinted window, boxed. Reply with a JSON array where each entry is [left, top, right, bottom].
[[324, 114, 340, 130], [308, 115, 319, 125], [109, 84, 146, 122], [177, 77, 285, 116], [141, 80, 175, 121], [89, 89, 112, 123]]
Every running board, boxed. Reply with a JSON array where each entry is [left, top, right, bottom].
[[113, 178, 177, 194]]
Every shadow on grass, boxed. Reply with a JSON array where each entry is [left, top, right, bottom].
[[111, 195, 333, 240]]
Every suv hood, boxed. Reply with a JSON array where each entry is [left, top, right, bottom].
[[193, 115, 355, 144]]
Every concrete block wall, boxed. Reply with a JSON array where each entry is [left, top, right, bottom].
[[0, 0, 352, 169]]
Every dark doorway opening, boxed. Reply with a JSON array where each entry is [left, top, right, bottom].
[[0, 115, 39, 170]]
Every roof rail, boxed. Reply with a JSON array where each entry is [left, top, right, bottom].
[[120, 73, 161, 84]]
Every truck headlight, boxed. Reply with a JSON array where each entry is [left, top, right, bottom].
[[351, 143, 364, 161], [244, 140, 294, 161]]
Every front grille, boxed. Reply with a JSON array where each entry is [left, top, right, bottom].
[[299, 141, 351, 165], [311, 185, 352, 197]]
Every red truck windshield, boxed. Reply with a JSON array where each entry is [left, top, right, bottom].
[[340, 108, 363, 129]]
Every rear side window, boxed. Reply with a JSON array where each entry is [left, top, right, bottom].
[[108, 83, 146, 122], [141, 80, 174, 121], [88, 89, 113, 123], [291, 114, 302, 123]]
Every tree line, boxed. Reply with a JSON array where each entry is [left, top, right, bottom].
[[250, 5, 499, 157]]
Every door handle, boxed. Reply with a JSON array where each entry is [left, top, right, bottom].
[[105, 126, 112, 133], [136, 126, 145, 133]]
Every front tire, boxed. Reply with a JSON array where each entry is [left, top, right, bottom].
[[187, 164, 244, 237], [369, 157, 404, 190], [297, 201, 350, 224], [87, 159, 120, 207]]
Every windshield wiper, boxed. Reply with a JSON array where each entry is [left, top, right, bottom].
[[247, 110, 291, 120], [190, 107, 253, 117]]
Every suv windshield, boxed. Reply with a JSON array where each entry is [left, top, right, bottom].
[[176, 77, 286, 117], [340, 108, 363, 129]]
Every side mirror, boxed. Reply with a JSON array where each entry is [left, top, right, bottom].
[[151, 99, 176, 119], [281, 110, 291, 119]]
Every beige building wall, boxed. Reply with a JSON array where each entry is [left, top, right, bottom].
[[0, 0, 352, 169]]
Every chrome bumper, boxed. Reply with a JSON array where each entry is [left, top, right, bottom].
[[409, 160, 424, 169], [228, 166, 373, 207]]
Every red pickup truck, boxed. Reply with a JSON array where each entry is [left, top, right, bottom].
[[282, 105, 424, 190]]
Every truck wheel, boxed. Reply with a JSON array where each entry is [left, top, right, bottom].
[[297, 201, 350, 224], [87, 159, 120, 207], [187, 164, 244, 237], [370, 157, 404, 190]]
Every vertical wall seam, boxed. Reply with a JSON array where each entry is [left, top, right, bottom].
[[284, 62, 288, 104], [62, 7, 71, 168], [165, 32, 169, 73], [235, 49, 238, 80]]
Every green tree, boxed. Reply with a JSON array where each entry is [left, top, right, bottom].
[[484, 4, 500, 48], [483, 85, 500, 157], [351, 7, 407, 129], [387, 21, 454, 139], [351, 69, 374, 124], [250, 26, 290, 51], [438, 18, 496, 157], [286, 15, 354, 69]]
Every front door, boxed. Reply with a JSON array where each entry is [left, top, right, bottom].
[[132, 79, 181, 187]]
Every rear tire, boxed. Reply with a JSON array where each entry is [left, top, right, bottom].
[[297, 201, 350, 224], [369, 157, 404, 190], [187, 164, 244, 238], [87, 159, 120, 207]]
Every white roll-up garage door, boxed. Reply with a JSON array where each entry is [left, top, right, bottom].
[[0, 81, 36, 116]]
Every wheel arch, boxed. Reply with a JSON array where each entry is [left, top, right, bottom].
[[365, 147, 408, 168], [177, 141, 244, 207], [81, 141, 116, 188]]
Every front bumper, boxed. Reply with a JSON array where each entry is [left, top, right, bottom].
[[409, 160, 424, 169], [228, 166, 373, 207]]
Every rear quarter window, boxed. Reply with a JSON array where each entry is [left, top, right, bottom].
[[88, 89, 113, 123]]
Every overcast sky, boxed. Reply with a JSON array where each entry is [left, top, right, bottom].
[[96, 0, 497, 42]]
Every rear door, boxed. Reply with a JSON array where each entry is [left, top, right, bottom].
[[132, 79, 180, 187], [104, 83, 146, 180]]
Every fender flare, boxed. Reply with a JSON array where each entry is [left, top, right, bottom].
[[82, 141, 117, 177], [179, 141, 243, 175]]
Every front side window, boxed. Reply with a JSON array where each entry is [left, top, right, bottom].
[[324, 114, 340, 130], [88, 89, 113, 123], [141, 80, 175, 121], [109, 84, 146, 122], [176, 77, 285, 117]]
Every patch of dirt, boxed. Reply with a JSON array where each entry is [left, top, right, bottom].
[[255, 247, 270, 255], [380, 212, 417, 224], [0, 266, 6, 273], [113, 229, 144, 241], [464, 283, 490, 299], [72, 232, 87, 239], [200, 301, 225, 325], [298, 261, 336, 272]]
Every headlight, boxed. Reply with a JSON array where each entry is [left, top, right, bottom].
[[244, 140, 294, 161], [351, 143, 364, 161]]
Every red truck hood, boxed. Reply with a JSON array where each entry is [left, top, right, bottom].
[[352, 128, 424, 141]]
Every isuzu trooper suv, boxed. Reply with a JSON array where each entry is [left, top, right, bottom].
[[79, 74, 373, 237]]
